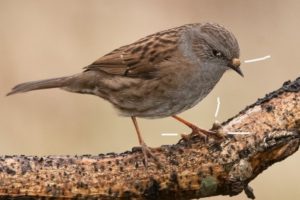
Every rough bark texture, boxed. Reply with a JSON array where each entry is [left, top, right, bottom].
[[0, 77, 299, 200]]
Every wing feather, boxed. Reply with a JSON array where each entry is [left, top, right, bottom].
[[83, 26, 186, 79]]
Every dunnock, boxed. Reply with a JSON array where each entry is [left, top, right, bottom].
[[7, 23, 242, 166]]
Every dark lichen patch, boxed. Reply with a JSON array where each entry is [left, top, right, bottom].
[[294, 119, 300, 130], [108, 187, 112, 195], [98, 153, 105, 158], [92, 163, 98, 172], [283, 77, 300, 92], [143, 178, 160, 200], [4, 155, 13, 159], [106, 152, 117, 157], [122, 191, 133, 199], [209, 166, 214, 176], [134, 180, 142, 191], [5, 167, 16, 176], [264, 104, 274, 113], [45, 184, 52, 194], [177, 147, 184, 154], [238, 149, 251, 159], [131, 146, 142, 153], [169, 171, 178, 188], [21, 159, 32, 175], [209, 142, 222, 152], [76, 181, 88, 189], [44, 159, 53, 167], [230, 144, 236, 151], [223, 162, 235, 173], [100, 165, 105, 171], [169, 158, 179, 166]]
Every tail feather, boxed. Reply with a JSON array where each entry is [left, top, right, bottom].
[[7, 76, 71, 96]]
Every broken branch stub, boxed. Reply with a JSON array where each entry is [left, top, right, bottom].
[[0, 77, 299, 200]]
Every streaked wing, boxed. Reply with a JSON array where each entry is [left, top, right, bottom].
[[84, 26, 184, 79]]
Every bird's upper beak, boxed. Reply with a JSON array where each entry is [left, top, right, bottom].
[[228, 58, 243, 77]]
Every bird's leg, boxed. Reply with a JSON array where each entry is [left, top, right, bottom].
[[172, 115, 217, 141], [131, 116, 159, 167]]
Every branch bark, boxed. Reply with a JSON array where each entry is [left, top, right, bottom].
[[1, 77, 299, 200]]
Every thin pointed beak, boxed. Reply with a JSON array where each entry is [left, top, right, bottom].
[[228, 58, 243, 77]]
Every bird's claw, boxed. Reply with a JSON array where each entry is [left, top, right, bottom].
[[180, 124, 226, 142], [140, 142, 163, 169]]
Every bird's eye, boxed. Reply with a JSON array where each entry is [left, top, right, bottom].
[[212, 50, 223, 58]]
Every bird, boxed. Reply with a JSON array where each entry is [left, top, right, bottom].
[[7, 22, 242, 166]]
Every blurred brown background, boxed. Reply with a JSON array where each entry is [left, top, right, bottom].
[[0, 0, 299, 199]]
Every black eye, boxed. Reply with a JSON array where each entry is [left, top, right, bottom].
[[212, 50, 223, 58]]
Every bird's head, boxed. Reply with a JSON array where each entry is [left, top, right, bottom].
[[191, 22, 243, 77]]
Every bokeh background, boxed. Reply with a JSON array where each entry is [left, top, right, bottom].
[[0, 0, 299, 199]]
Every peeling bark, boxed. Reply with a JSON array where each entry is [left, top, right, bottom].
[[0, 77, 299, 200]]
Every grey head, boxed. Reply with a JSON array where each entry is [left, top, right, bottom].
[[183, 22, 242, 76]]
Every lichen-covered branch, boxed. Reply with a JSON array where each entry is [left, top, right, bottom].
[[0, 77, 299, 200]]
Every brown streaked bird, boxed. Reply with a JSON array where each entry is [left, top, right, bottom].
[[7, 23, 243, 166]]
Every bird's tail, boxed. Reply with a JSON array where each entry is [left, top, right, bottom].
[[7, 76, 72, 96]]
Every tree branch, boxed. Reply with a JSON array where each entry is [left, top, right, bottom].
[[1, 77, 299, 200]]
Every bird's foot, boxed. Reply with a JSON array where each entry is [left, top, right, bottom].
[[210, 120, 227, 138], [131, 116, 163, 169], [181, 122, 225, 142], [139, 142, 162, 169], [173, 115, 224, 142]]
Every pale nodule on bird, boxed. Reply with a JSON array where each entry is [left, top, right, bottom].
[[7, 23, 243, 166]]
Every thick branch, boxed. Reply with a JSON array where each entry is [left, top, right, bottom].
[[0, 77, 299, 200]]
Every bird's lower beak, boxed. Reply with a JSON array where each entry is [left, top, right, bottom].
[[228, 58, 243, 77]]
